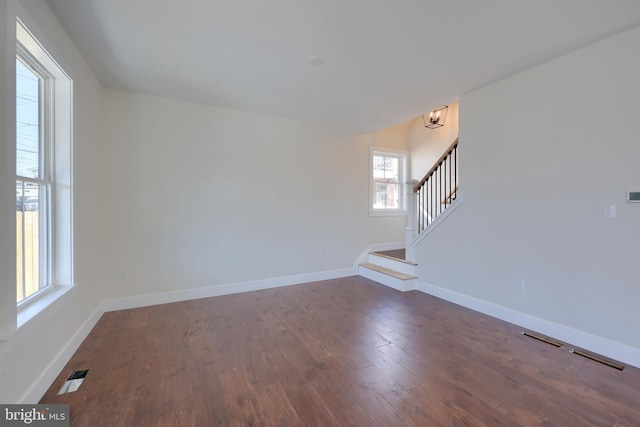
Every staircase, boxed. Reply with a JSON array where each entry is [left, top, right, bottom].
[[358, 249, 417, 292], [414, 138, 458, 235], [358, 137, 459, 291]]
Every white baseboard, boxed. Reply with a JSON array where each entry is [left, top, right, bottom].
[[416, 280, 640, 369], [19, 305, 104, 403], [102, 267, 355, 312]]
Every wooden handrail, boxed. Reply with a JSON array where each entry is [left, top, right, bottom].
[[414, 138, 458, 193]]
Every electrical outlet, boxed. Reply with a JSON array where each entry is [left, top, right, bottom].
[[319, 250, 325, 259], [119, 269, 128, 280], [517, 278, 526, 291]]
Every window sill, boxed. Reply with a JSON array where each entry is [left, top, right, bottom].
[[369, 210, 408, 217], [17, 285, 74, 330]]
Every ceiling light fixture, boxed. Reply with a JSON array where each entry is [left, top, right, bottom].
[[423, 106, 448, 129]]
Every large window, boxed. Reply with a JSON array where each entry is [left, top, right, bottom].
[[370, 148, 407, 215], [14, 19, 73, 314], [16, 48, 52, 303]]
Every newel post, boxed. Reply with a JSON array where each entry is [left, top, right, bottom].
[[405, 179, 418, 263]]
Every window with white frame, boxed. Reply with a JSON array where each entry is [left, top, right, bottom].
[[15, 19, 73, 311], [16, 49, 51, 302], [370, 148, 406, 215]]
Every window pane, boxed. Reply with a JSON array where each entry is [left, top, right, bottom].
[[373, 155, 399, 181], [386, 157, 399, 181], [373, 182, 385, 209], [16, 181, 48, 303], [16, 58, 40, 178], [373, 182, 399, 209]]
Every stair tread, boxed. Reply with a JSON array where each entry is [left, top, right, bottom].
[[369, 252, 418, 266], [359, 263, 417, 280]]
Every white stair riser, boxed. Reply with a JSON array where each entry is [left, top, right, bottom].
[[368, 254, 417, 276], [358, 265, 416, 292]]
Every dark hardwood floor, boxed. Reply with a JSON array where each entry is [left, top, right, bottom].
[[41, 276, 640, 426]]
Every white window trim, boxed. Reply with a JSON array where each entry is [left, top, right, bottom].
[[17, 285, 74, 329], [16, 45, 54, 303], [12, 18, 73, 332], [369, 146, 408, 216]]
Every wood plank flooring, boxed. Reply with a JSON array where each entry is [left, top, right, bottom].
[[40, 276, 640, 426]]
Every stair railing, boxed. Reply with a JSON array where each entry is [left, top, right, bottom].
[[414, 138, 458, 236]]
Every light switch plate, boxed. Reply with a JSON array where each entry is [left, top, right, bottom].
[[604, 204, 617, 219]]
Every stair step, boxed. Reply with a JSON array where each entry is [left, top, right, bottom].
[[359, 263, 417, 280], [369, 252, 417, 266], [367, 253, 417, 276]]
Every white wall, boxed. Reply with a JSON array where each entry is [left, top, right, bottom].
[[103, 90, 408, 299], [416, 26, 640, 352], [0, 0, 110, 403]]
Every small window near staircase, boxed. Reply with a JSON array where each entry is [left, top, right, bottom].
[[369, 147, 407, 216]]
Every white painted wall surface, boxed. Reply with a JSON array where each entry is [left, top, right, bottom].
[[416, 26, 640, 351], [0, 0, 110, 403], [103, 90, 407, 299]]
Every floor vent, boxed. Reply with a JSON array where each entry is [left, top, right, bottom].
[[58, 368, 89, 394], [570, 349, 624, 371], [521, 330, 563, 347]]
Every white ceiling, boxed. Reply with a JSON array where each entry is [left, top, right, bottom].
[[45, 0, 640, 132]]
